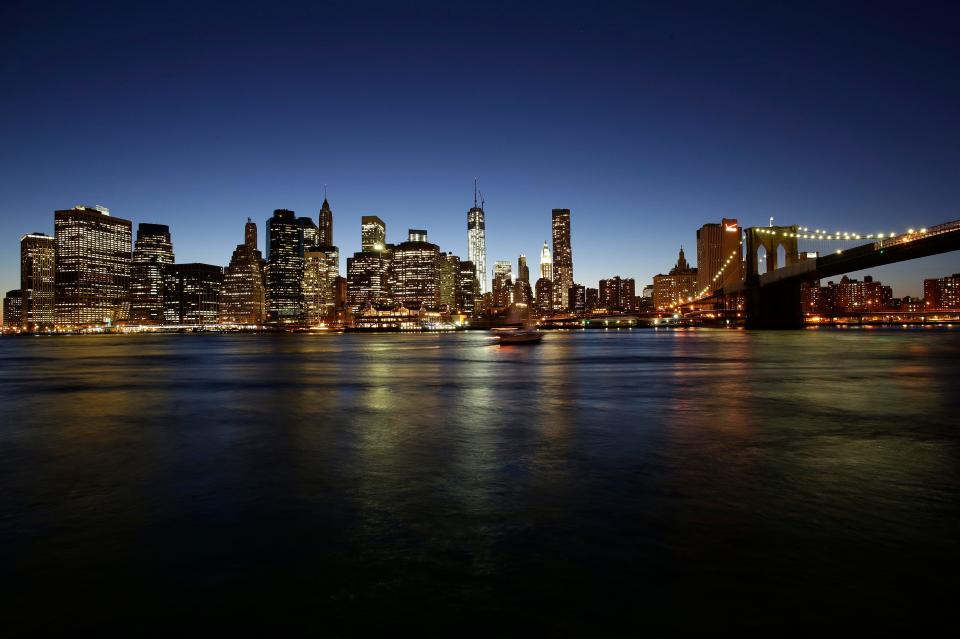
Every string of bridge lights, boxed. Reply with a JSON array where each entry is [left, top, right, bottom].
[[695, 249, 740, 300], [753, 226, 928, 241]]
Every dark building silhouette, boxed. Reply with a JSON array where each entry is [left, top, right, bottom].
[[130, 223, 174, 325], [569, 283, 586, 313], [439, 253, 460, 310], [163, 263, 223, 325], [318, 198, 334, 247], [20, 232, 55, 331], [599, 276, 637, 311], [457, 260, 479, 315], [535, 277, 553, 315], [54, 205, 132, 327], [220, 219, 265, 325]]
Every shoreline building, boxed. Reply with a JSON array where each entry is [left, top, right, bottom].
[[696, 219, 743, 293], [551, 209, 573, 310], [535, 277, 553, 315], [467, 182, 487, 296], [492, 260, 513, 307], [3, 290, 23, 329], [392, 229, 441, 308], [439, 253, 460, 310], [220, 219, 265, 325], [54, 205, 132, 328], [304, 245, 340, 325], [653, 247, 697, 311], [924, 273, 960, 310], [457, 259, 480, 315], [163, 263, 223, 325], [265, 209, 305, 326], [514, 254, 532, 304], [20, 232, 55, 331], [130, 223, 174, 325], [599, 276, 637, 311], [348, 217, 391, 312]]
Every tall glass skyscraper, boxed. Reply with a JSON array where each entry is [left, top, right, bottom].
[[392, 229, 441, 308], [551, 209, 573, 310], [361, 215, 386, 252], [130, 223, 174, 325], [20, 232, 55, 331], [54, 205, 132, 327], [265, 209, 305, 326], [467, 183, 487, 296]]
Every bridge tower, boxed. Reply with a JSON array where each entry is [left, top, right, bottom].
[[744, 225, 803, 329]]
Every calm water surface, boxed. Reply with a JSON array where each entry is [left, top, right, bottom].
[[1, 329, 958, 633]]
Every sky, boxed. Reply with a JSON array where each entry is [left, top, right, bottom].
[[1, 0, 958, 298]]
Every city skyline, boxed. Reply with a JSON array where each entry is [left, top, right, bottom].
[[2, 2, 958, 299]]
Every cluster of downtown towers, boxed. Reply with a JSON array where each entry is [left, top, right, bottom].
[[3, 198, 585, 331]]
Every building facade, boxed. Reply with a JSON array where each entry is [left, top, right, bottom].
[[467, 193, 487, 296], [696, 218, 743, 293], [392, 230, 441, 308], [163, 263, 223, 325], [457, 260, 479, 315], [924, 274, 960, 309], [347, 251, 391, 312], [220, 219, 266, 325], [599, 276, 637, 311], [652, 247, 697, 311], [3, 290, 23, 329], [539, 240, 553, 281], [265, 209, 305, 325], [130, 223, 174, 325], [361, 215, 387, 252], [318, 198, 334, 247], [535, 277, 553, 315], [439, 253, 460, 309], [492, 260, 513, 307], [20, 232, 55, 331], [303, 245, 340, 325], [54, 205, 133, 327], [551, 209, 573, 310]]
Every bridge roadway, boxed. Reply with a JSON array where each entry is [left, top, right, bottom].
[[711, 219, 960, 328]]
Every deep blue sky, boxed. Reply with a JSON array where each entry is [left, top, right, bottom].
[[2, 0, 958, 297]]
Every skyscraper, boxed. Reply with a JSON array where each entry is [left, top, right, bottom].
[[20, 232, 55, 331], [514, 254, 532, 304], [535, 278, 553, 315], [318, 198, 333, 247], [439, 253, 460, 309], [3, 290, 23, 329], [492, 260, 513, 307], [54, 205, 132, 327], [696, 218, 743, 293], [220, 218, 266, 325], [304, 245, 340, 325], [551, 209, 573, 310], [265, 209, 305, 325], [162, 263, 223, 325], [392, 229, 441, 308], [361, 215, 387, 252], [653, 247, 698, 311], [457, 260, 479, 315], [467, 182, 487, 296], [130, 223, 174, 325], [347, 251, 391, 311], [539, 240, 553, 281]]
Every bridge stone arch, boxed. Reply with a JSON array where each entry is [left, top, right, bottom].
[[745, 226, 800, 280]]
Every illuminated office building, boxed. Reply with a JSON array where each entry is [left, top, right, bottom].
[[535, 277, 553, 315], [599, 276, 637, 311], [162, 263, 223, 325], [392, 229, 441, 308], [569, 283, 586, 313], [304, 245, 340, 324], [347, 250, 391, 311], [20, 232, 55, 331], [318, 198, 334, 247], [54, 205, 132, 327], [3, 290, 23, 329], [130, 223, 174, 324], [513, 255, 532, 304], [298, 216, 319, 250], [653, 247, 697, 311], [551, 209, 573, 309], [220, 218, 265, 325], [361, 215, 387, 252], [467, 184, 487, 295], [696, 218, 743, 292], [439, 253, 460, 309], [492, 260, 513, 307], [265, 209, 305, 325], [457, 260, 479, 315]]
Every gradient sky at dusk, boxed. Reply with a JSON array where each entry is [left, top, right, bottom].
[[2, 0, 958, 298]]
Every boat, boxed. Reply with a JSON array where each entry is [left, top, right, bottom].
[[492, 327, 544, 345]]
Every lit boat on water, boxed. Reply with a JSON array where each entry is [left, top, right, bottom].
[[492, 327, 544, 345]]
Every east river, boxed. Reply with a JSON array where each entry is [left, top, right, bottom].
[[1, 329, 958, 633]]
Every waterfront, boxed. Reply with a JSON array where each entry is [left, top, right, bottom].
[[2, 330, 958, 633]]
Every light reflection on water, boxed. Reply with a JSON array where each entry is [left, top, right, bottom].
[[1, 329, 958, 633]]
